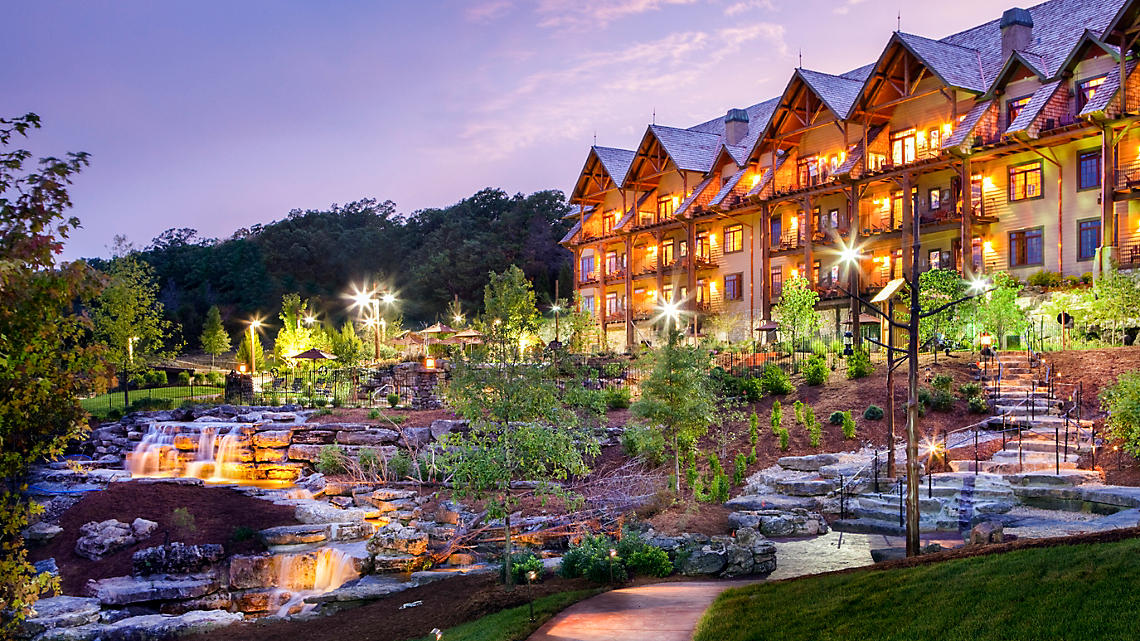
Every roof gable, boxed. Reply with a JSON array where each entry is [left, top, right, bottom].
[[569, 146, 634, 204]]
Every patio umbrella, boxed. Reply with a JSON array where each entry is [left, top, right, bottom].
[[390, 332, 424, 346], [419, 322, 456, 335], [290, 348, 338, 361], [453, 328, 483, 338]]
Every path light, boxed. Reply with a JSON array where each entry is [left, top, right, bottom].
[[527, 569, 538, 621], [431, 629, 441, 641], [551, 304, 562, 344], [424, 356, 436, 370], [843, 331, 854, 357], [303, 315, 316, 326], [247, 319, 262, 374], [608, 548, 617, 584]]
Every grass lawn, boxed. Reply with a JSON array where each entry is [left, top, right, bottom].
[[404, 588, 603, 641], [81, 386, 223, 416], [695, 537, 1140, 641]]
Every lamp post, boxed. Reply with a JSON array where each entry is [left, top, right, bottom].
[[124, 336, 138, 407], [980, 332, 994, 378], [551, 304, 562, 344], [350, 287, 397, 362], [526, 570, 538, 622], [608, 548, 617, 584], [248, 320, 261, 374]]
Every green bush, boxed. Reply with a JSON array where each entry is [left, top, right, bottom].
[[130, 397, 174, 412], [747, 413, 759, 464], [931, 374, 953, 392], [958, 382, 983, 400], [846, 349, 874, 379], [368, 408, 381, 420], [1101, 371, 1140, 457], [145, 370, 168, 387], [192, 373, 206, 385], [171, 507, 196, 534], [177, 371, 191, 386], [206, 372, 224, 386], [621, 424, 666, 466], [841, 411, 856, 439], [316, 445, 347, 475], [387, 392, 400, 408], [803, 354, 829, 386], [759, 364, 793, 395], [388, 450, 413, 479], [733, 453, 748, 486], [968, 395, 989, 414], [803, 406, 822, 447], [770, 401, 783, 437], [357, 447, 382, 476], [559, 534, 628, 584], [793, 400, 805, 426], [602, 362, 625, 379], [313, 397, 328, 408], [604, 387, 631, 410], [230, 526, 256, 542], [128, 372, 147, 388], [624, 545, 673, 578], [863, 404, 884, 420], [1027, 270, 1064, 288], [828, 410, 844, 426], [918, 388, 932, 408], [778, 428, 790, 450], [564, 385, 608, 417], [501, 550, 545, 585], [930, 389, 954, 412]]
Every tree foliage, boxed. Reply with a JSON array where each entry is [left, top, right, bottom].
[[773, 275, 820, 355], [199, 305, 230, 368], [272, 293, 327, 365], [482, 265, 541, 359], [235, 328, 265, 372], [0, 113, 104, 633], [976, 272, 1027, 349], [1102, 371, 1140, 458], [917, 268, 966, 350], [630, 331, 717, 495]]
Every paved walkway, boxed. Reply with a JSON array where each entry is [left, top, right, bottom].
[[527, 580, 752, 641]]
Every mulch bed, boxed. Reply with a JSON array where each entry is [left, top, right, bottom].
[[1041, 348, 1140, 419], [28, 481, 300, 595]]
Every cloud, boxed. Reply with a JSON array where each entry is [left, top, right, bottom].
[[466, 0, 514, 23], [535, 0, 700, 29], [723, 0, 773, 16], [453, 22, 789, 161], [833, 0, 866, 15]]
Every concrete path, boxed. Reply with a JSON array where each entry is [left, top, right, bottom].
[[527, 580, 751, 641]]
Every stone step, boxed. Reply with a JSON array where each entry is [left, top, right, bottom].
[[830, 517, 905, 536], [1004, 470, 1104, 487], [950, 459, 1080, 474]]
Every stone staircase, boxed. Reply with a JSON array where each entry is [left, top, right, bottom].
[[833, 472, 1017, 534]]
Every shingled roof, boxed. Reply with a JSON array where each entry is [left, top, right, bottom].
[[1006, 79, 1065, 134], [797, 68, 865, 119], [894, 32, 989, 93], [593, 147, 636, 189], [1079, 59, 1137, 116], [646, 125, 723, 174], [943, 100, 994, 149]]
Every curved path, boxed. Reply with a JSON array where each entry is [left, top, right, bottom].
[[526, 580, 753, 641]]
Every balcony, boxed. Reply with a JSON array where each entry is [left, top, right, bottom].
[[1115, 158, 1140, 192], [579, 273, 599, 286], [771, 232, 802, 253]]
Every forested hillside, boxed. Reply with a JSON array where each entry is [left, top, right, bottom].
[[96, 188, 573, 341]]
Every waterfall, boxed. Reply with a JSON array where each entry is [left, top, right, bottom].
[[274, 548, 358, 618], [127, 424, 180, 477], [127, 422, 248, 482]]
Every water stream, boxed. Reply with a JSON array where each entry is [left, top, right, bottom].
[[274, 547, 359, 617], [127, 422, 253, 484]]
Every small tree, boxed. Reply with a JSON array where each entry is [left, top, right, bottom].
[[273, 293, 322, 366], [199, 305, 230, 369], [235, 330, 264, 373], [1090, 269, 1140, 345], [630, 331, 717, 495], [1101, 371, 1140, 457], [977, 272, 1027, 349], [92, 253, 181, 405], [329, 321, 368, 366], [0, 113, 105, 634], [441, 333, 594, 590], [482, 265, 540, 359], [917, 268, 965, 360], [773, 275, 820, 367]]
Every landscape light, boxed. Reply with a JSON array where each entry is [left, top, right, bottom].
[[303, 315, 316, 325], [381, 292, 396, 304], [969, 277, 988, 293]]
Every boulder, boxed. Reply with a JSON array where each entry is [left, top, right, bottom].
[[259, 523, 329, 546], [252, 430, 293, 448], [970, 521, 1004, 545], [677, 542, 727, 576], [75, 519, 138, 560], [228, 555, 278, 590], [367, 524, 429, 557], [777, 454, 839, 472], [262, 411, 298, 422], [304, 575, 411, 604], [728, 508, 828, 538], [335, 430, 398, 446], [20, 596, 102, 637], [289, 429, 336, 445], [295, 501, 369, 524], [254, 448, 289, 463], [23, 521, 63, 543], [86, 574, 220, 606], [89, 609, 242, 639], [158, 590, 233, 615], [772, 478, 836, 496], [429, 419, 468, 440], [401, 427, 432, 448], [287, 444, 324, 462], [131, 518, 158, 539], [131, 543, 224, 576]]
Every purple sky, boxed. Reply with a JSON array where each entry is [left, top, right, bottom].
[[7, 0, 1002, 259]]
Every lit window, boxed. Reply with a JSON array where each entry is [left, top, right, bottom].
[[929, 188, 942, 210], [1009, 162, 1043, 201], [579, 255, 595, 282], [891, 129, 917, 166], [582, 295, 595, 315], [657, 196, 675, 220], [724, 273, 743, 300], [1077, 75, 1107, 112], [1007, 95, 1031, 125], [696, 231, 711, 261], [724, 224, 743, 253], [1009, 227, 1044, 267]]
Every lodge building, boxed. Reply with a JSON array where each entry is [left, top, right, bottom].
[[561, 0, 1140, 350]]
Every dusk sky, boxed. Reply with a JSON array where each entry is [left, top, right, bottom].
[[7, 0, 1003, 260]]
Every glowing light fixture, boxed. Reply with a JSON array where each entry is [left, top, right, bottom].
[[424, 356, 436, 370]]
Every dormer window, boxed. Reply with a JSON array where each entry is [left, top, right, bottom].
[[657, 196, 675, 220], [1007, 95, 1031, 126], [891, 129, 917, 166], [1077, 75, 1107, 112]]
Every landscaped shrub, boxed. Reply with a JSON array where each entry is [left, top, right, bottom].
[[128, 372, 147, 388], [206, 372, 224, 386], [559, 534, 628, 584], [129, 397, 174, 412], [828, 410, 845, 426], [778, 428, 790, 450], [930, 389, 954, 412], [316, 445, 347, 475], [747, 412, 759, 464], [387, 392, 400, 408], [931, 374, 953, 392], [863, 404, 884, 420], [1027, 270, 1064, 288], [917, 388, 932, 408], [958, 382, 983, 400], [564, 385, 608, 417], [623, 544, 673, 578], [388, 450, 413, 479], [501, 550, 544, 585], [604, 387, 631, 410], [793, 400, 805, 426], [602, 362, 625, 379], [171, 507, 196, 535], [368, 408, 381, 420], [357, 447, 382, 476], [712, 369, 762, 402], [759, 363, 793, 395], [846, 349, 874, 379], [146, 370, 168, 387], [177, 371, 191, 386], [313, 397, 328, 408], [733, 453, 748, 486], [622, 424, 666, 466], [803, 354, 829, 386], [968, 396, 989, 414], [841, 411, 856, 439], [770, 401, 783, 437], [804, 406, 822, 447], [1102, 371, 1140, 457], [192, 373, 206, 385]]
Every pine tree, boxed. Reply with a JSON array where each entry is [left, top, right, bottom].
[[199, 305, 230, 369]]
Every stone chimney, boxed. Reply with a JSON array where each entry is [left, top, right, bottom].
[[725, 108, 749, 146], [1000, 8, 1033, 62]]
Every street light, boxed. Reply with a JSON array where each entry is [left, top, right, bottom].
[[551, 304, 562, 344], [247, 319, 262, 374], [348, 284, 397, 361]]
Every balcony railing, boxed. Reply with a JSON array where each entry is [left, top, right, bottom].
[[579, 273, 598, 285], [1115, 158, 1140, 191]]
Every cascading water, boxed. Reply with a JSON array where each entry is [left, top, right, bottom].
[[274, 548, 358, 617], [128, 422, 250, 483]]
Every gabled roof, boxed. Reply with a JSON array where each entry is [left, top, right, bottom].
[[1103, 0, 1140, 42], [674, 175, 716, 218], [893, 32, 988, 93], [644, 125, 722, 174], [558, 210, 590, 245], [746, 153, 788, 198], [710, 167, 749, 207], [614, 191, 654, 231], [1006, 79, 1065, 135], [796, 68, 865, 119], [1079, 59, 1137, 116], [988, 51, 1049, 94], [593, 147, 635, 188], [1055, 29, 1120, 77], [943, 99, 994, 149]]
